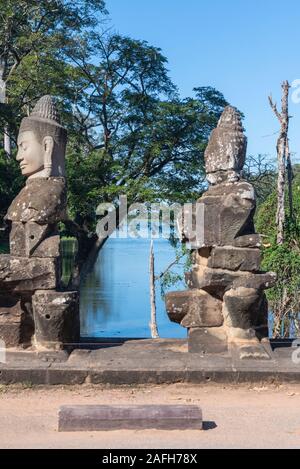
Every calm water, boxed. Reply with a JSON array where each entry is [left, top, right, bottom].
[[80, 237, 187, 339]]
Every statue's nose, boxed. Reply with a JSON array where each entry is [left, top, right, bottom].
[[16, 150, 23, 161]]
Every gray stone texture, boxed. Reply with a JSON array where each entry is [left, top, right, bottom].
[[188, 327, 228, 354], [204, 106, 247, 184], [187, 267, 276, 291], [0, 295, 34, 347], [58, 405, 203, 431], [6, 177, 67, 224], [165, 290, 223, 328], [32, 290, 80, 349], [166, 105, 276, 359], [9, 222, 60, 257], [0, 255, 59, 292], [0, 96, 79, 350], [207, 247, 261, 272]]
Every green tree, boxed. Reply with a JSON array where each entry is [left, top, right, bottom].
[[256, 170, 300, 337], [0, 0, 107, 145], [0, 149, 24, 240], [0, 3, 229, 276]]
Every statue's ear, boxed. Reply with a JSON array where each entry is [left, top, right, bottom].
[[43, 136, 54, 176]]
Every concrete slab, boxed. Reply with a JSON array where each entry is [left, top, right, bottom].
[[0, 339, 299, 385], [58, 405, 203, 431]]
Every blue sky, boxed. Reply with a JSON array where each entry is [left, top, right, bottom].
[[105, 0, 300, 163]]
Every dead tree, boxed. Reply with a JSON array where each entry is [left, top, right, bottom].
[[0, 61, 11, 156], [268, 81, 291, 245], [149, 241, 159, 339]]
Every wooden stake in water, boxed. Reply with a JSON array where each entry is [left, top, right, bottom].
[[149, 240, 159, 339]]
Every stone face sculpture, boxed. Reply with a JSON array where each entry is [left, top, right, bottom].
[[204, 106, 247, 185], [166, 106, 276, 360], [0, 96, 79, 350], [17, 94, 67, 179]]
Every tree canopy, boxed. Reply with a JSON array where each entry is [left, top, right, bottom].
[[0, 1, 229, 257]]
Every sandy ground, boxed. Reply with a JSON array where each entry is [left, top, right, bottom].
[[0, 382, 300, 449]]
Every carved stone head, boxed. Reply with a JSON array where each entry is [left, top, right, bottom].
[[16, 96, 67, 179], [204, 106, 247, 185]]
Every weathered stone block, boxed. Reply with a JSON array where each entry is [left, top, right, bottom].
[[208, 247, 261, 272], [32, 290, 80, 349], [188, 327, 228, 354], [202, 181, 256, 246], [165, 289, 223, 328], [0, 295, 34, 347], [0, 255, 59, 291], [223, 288, 270, 343], [233, 234, 262, 249], [233, 271, 277, 290], [0, 297, 23, 348], [187, 266, 276, 291], [223, 287, 261, 331], [253, 293, 269, 339], [181, 182, 257, 248], [10, 222, 60, 258], [9, 223, 26, 257], [6, 177, 67, 224], [31, 235, 60, 258], [58, 405, 203, 431], [10, 222, 53, 257]]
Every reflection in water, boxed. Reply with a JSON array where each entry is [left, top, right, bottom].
[[80, 237, 187, 338]]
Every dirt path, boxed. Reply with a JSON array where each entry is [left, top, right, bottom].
[[0, 383, 300, 449]]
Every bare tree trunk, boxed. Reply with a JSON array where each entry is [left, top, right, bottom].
[[4, 124, 11, 157], [276, 136, 286, 244], [286, 140, 294, 220], [0, 63, 11, 157], [269, 81, 291, 245], [149, 240, 159, 339]]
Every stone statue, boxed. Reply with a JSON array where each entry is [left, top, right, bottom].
[[16, 95, 66, 179], [204, 106, 247, 185], [166, 106, 276, 360], [0, 96, 79, 350]]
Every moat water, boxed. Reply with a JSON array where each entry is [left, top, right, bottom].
[[80, 237, 187, 339]]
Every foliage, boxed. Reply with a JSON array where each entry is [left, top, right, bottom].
[[256, 170, 300, 337], [0, 0, 107, 138], [158, 243, 193, 299], [0, 149, 24, 228], [0, 1, 230, 274], [244, 154, 276, 204]]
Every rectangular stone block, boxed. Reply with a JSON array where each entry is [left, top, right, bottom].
[[9, 222, 58, 257], [166, 290, 223, 328], [58, 405, 203, 431], [208, 247, 261, 272], [0, 295, 34, 347], [233, 234, 262, 248], [0, 255, 59, 292], [187, 267, 276, 291], [188, 327, 228, 354], [31, 235, 60, 258], [0, 297, 23, 348], [33, 290, 80, 349], [9, 223, 26, 257]]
